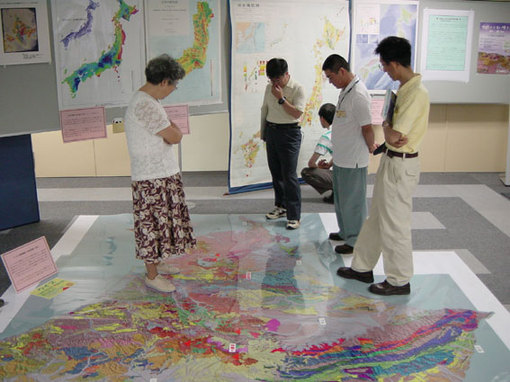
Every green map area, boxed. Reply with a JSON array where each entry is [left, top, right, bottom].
[[146, 0, 221, 105], [177, 2, 214, 75]]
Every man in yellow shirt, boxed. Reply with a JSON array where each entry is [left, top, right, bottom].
[[337, 36, 429, 296]]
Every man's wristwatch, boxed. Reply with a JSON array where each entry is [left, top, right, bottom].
[[278, 97, 286, 105]]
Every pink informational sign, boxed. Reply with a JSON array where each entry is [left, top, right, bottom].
[[371, 97, 384, 126], [164, 104, 190, 135], [60, 106, 107, 143], [1, 237, 58, 293]]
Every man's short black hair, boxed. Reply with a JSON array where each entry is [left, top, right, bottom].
[[266, 58, 288, 79], [375, 36, 411, 67], [322, 54, 350, 73], [318, 103, 336, 125]]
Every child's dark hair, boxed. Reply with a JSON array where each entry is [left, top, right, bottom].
[[318, 103, 336, 125]]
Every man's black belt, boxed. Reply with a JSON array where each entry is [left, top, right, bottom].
[[266, 121, 300, 128], [382, 145, 418, 158]]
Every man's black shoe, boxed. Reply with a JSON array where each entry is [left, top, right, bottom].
[[335, 244, 353, 254], [328, 232, 344, 241], [323, 193, 334, 204], [336, 267, 374, 283], [369, 280, 410, 296]]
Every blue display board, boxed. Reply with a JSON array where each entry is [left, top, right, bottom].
[[0, 135, 40, 230]]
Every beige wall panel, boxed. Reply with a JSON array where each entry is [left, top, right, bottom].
[[181, 113, 230, 171], [32, 130, 96, 177], [94, 125, 131, 176], [30, 106, 509, 176], [420, 105, 448, 172], [444, 105, 508, 172]]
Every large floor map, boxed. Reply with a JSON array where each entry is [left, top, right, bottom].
[[0, 214, 508, 381]]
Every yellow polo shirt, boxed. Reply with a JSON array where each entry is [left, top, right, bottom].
[[388, 74, 429, 153]]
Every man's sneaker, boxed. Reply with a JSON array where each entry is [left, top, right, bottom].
[[156, 263, 180, 275], [286, 220, 300, 230], [145, 274, 176, 293], [266, 207, 287, 220]]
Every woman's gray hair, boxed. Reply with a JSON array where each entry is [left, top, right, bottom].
[[145, 54, 185, 85]]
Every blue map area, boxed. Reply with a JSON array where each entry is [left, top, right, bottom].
[[236, 22, 265, 54], [61, 0, 99, 49], [355, 4, 417, 91]]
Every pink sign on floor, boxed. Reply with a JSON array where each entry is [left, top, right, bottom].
[[1, 237, 58, 293]]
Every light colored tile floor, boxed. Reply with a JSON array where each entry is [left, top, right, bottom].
[[452, 249, 491, 275], [37, 184, 510, 238], [411, 212, 445, 230], [414, 185, 510, 237]]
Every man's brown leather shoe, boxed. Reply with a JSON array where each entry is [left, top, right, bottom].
[[369, 280, 410, 296], [336, 267, 374, 283]]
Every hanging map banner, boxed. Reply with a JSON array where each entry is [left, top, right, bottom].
[[52, 0, 145, 110], [229, 0, 350, 193], [145, 0, 221, 106], [352, 0, 419, 93], [0, 0, 51, 65]]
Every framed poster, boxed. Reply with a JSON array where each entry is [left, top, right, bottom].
[[0, 0, 51, 65]]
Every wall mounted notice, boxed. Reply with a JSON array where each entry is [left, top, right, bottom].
[[60, 106, 106, 143], [370, 97, 384, 126], [421, 9, 474, 82], [0, 0, 51, 65], [1, 237, 57, 293], [477, 22, 510, 75], [164, 104, 190, 135]]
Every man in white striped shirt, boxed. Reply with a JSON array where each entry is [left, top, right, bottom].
[[300, 103, 335, 203]]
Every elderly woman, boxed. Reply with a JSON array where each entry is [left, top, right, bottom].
[[124, 54, 196, 293]]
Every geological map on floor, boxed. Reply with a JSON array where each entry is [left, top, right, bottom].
[[0, 214, 505, 381]]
